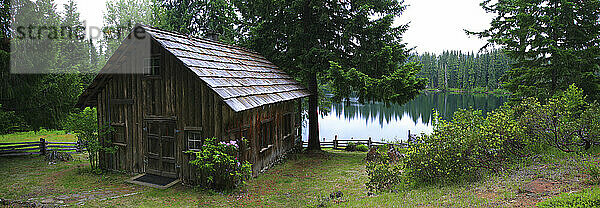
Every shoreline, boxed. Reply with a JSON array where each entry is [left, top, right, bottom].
[[422, 88, 511, 95]]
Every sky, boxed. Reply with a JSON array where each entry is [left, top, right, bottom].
[[53, 0, 494, 55], [396, 0, 495, 54]]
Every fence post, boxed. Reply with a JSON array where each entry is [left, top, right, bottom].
[[39, 138, 46, 155], [368, 137, 372, 148], [76, 140, 82, 153], [334, 135, 338, 149]]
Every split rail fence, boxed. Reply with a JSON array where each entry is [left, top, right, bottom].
[[301, 130, 417, 150], [0, 138, 84, 157]]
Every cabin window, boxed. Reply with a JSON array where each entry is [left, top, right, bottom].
[[112, 125, 125, 144], [186, 130, 203, 152], [260, 119, 274, 150], [283, 114, 292, 137], [144, 54, 160, 76]]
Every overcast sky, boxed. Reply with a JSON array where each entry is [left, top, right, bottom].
[[397, 0, 495, 54], [53, 0, 494, 55]]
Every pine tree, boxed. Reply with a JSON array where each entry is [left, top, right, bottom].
[[469, 0, 600, 100]]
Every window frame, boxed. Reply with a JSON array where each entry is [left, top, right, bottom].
[[282, 113, 292, 138], [110, 123, 126, 146], [260, 118, 274, 152], [143, 54, 161, 78], [185, 127, 203, 152]]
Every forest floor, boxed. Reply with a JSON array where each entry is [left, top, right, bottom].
[[0, 132, 597, 207]]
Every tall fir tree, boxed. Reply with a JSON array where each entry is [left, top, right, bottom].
[[154, 0, 239, 44], [234, 0, 426, 149], [469, 0, 600, 101]]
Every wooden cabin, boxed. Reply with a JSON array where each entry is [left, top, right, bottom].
[[76, 25, 310, 185]]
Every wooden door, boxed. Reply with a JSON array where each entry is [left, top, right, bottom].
[[145, 120, 177, 178]]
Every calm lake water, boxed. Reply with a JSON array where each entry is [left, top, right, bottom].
[[302, 92, 508, 142]]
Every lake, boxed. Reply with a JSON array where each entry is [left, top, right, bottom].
[[302, 92, 508, 142]]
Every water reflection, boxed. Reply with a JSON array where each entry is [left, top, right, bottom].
[[302, 92, 508, 142]]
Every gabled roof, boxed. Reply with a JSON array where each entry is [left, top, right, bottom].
[[77, 25, 310, 112]]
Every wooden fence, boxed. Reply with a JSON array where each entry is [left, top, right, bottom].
[[0, 138, 84, 157], [302, 133, 415, 150]]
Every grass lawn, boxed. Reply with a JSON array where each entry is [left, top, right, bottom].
[[1, 149, 597, 207], [0, 132, 598, 207], [0, 130, 76, 143], [0, 150, 493, 207]]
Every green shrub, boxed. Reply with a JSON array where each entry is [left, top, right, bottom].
[[188, 137, 252, 190], [365, 161, 408, 193], [64, 107, 117, 172], [356, 144, 369, 152], [403, 105, 531, 183], [518, 85, 600, 152], [365, 145, 409, 193], [0, 104, 27, 134], [583, 160, 600, 185], [346, 142, 357, 151], [537, 188, 600, 208], [365, 85, 600, 188]]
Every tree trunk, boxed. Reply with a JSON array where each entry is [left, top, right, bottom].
[[307, 74, 320, 150]]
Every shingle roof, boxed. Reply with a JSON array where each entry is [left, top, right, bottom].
[[77, 25, 310, 112]]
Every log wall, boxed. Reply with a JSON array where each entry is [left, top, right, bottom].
[[96, 39, 302, 184]]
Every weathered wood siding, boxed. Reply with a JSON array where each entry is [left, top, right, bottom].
[[96, 39, 302, 184]]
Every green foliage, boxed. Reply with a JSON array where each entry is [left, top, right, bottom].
[[188, 137, 251, 190], [154, 0, 239, 44], [537, 188, 600, 208], [2, 0, 97, 131], [356, 144, 369, 152], [380, 85, 599, 185], [63, 107, 117, 172], [233, 0, 427, 147], [345, 142, 357, 152], [470, 0, 600, 101], [0, 104, 27, 134], [583, 160, 600, 185], [403, 104, 530, 183], [365, 145, 409, 193], [518, 85, 600, 152], [102, 0, 157, 56], [365, 161, 408, 193], [412, 50, 512, 91]]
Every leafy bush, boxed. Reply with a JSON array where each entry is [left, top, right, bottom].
[[537, 188, 600, 208], [345, 142, 357, 151], [583, 160, 600, 185], [0, 105, 27, 134], [518, 85, 600, 152], [365, 145, 409, 193], [64, 107, 117, 172], [356, 144, 369, 152], [365, 85, 600, 189], [403, 107, 528, 183], [365, 161, 408, 193], [188, 137, 252, 190]]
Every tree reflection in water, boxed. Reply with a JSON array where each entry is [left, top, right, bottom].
[[302, 92, 508, 142]]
